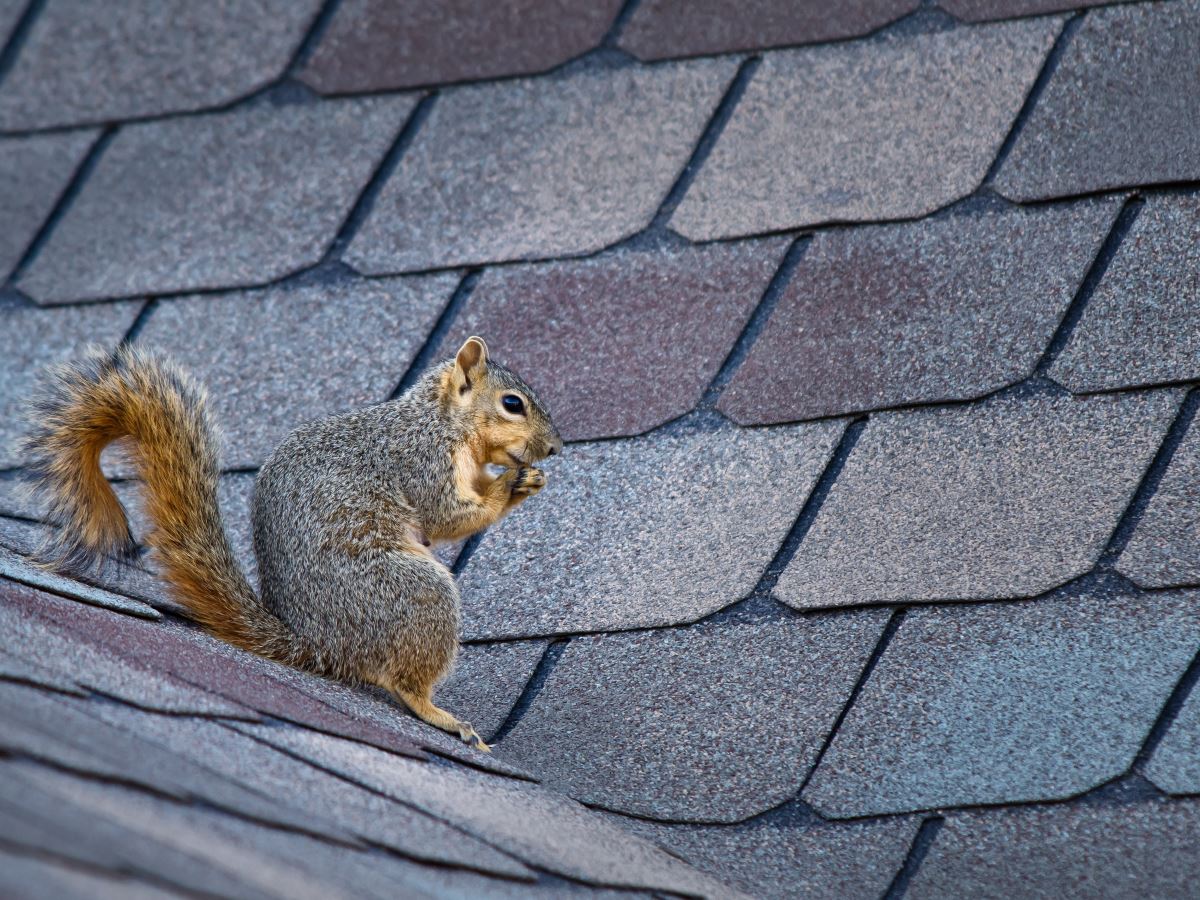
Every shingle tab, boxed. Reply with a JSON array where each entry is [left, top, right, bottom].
[[0, 583, 245, 715], [0, 0, 24, 46], [437, 640, 546, 742], [1117, 416, 1200, 589], [907, 800, 1200, 900], [804, 591, 1200, 818], [301, 0, 622, 94], [995, 1, 1200, 201], [235, 723, 745, 897], [0, 547, 160, 620], [671, 20, 1059, 240], [82, 704, 532, 879], [0, 131, 96, 280], [1146, 687, 1200, 795], [441, 239, 788, 441], [345, 61, 737, 274], [19, 98, 416, 305], [0, 298, 143, 466], [778, 390, 1179, 609], [939, 0, 1133, 20], [498, 612, 889, 822], [1050, 196, 1200, 394], [618, 0, 920, 60], [0, 0, 323, 131], [614, 811, 920, 900], [459, 422, 844, 638], [719, 200, 1119, 424], [132, 274, 454, 467]]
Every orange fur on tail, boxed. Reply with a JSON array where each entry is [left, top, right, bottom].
[[24, 346, 308, 666]]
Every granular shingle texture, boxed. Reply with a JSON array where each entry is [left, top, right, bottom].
[[939, 0, 1132, 20], [804, 591, 1200, 818], [345, 60, 737, 274], [0, 546, 159, 620], [671, 19, 1059, 240], [18, 97, 416, 305], [498, 612, 889, 822], [1117, 415, 1200, 588], [618, 0, 921, 60], [1051, 195, 1200, 394], [1146, 687, 1200, 795], [441, 239, 788, 441], [132, 274, 455, 468], [0, 0, 24, 46], [615, 810, 920, 900], [718, 200, 1119, 424], [0, 0, 323, 131], [907, 800, 1200, 900], [778, 390, 1180, 609], [995, 1, 1200, 201], [458, 421, 844, 638], [0, 298, 143, 467], [235, 723, 746, 897], [436, 640, 547, 742], [301, 0, 622, 94], [0, 131, 97, 280]]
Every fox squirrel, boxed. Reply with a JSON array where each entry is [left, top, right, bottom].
[[24, 336, 561, 751]]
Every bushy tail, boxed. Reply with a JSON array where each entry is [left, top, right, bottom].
[[24, 345, 309, 666]]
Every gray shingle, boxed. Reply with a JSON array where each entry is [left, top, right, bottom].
[[458, 422, 844, 638], [498, 612, 889, 822], [345, 61, 737, 274], [907, 799, 1200, 900], [995, 1, 1200, 201], [82, 703, 531, 879], [613, 809, 920, 900], [0, 298, 143, 466], [0, 684, 349, 843], [778, 390, 1180, 609], [0, 0, 24, 46], [619, 0, 920, 60], [11, 760, 353, 900], [301, 0, 622, 94], [671, 19, 1059, 240], [132, 274, 455, 467], [0, 0, 323, 131], [0, 131, 97, 279], [0, 546, 160, 619], [235, 722, 745, 897], [0, 582, 244, 715], [1050, 195, 1200, 394], [19, 98, 416, 305], [804, 591, 1200, 817], [939, 0, 1134, 20], [0, 847, 181, 900], [719, 200, 1119, 424], [440, 239, 788, 441], [1146, 686, 1200, 795], [1118, 416, 1200, 588], [0, 761, 273, 900], [437, 640, 546, 742]]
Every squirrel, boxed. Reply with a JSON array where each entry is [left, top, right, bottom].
[[23, 336, 561, 751]]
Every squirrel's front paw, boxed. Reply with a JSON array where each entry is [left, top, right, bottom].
[[511, 466, 546, 497]]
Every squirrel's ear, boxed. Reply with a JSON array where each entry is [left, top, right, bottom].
[[452, 336, 489, 396]]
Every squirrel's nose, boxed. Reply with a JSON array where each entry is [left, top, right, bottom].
[[547, 433, 563, 456]]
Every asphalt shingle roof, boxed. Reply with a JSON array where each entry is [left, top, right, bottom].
[[2, 1, 1198, 897]]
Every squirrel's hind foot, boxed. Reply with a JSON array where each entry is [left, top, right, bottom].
[[391, 684, 492, 752]]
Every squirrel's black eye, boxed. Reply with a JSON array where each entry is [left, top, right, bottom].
[[501, 394, 525, 415]]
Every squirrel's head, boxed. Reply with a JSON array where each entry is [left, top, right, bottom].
[[444, 336, 563, 466]]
